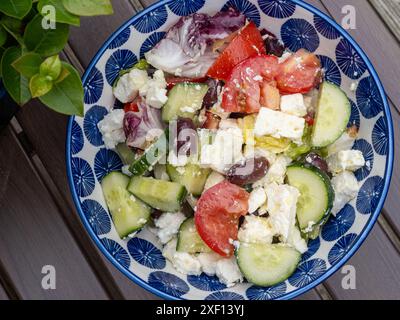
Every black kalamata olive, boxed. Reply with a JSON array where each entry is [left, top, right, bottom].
[[260, 29, 286, 57], [304, 152, 329, 173], [227, 157, 269, 186], [176, 118, 197, 156], [202, 79, 224, 109]]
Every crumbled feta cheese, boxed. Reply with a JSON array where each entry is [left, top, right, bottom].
[[113, 69, 150, 103], [168, 150, 189, 167], [287, 226, 308, 254], [200, 128, 243, 173], [238, 215, 274, 244], [215, 257, 243, 287], [327, 132, 356, 156], [219, 119, 239, 130], [140, 70, 168, 109], [265, 183, 300, 242], [254, 108, 305, 143], [204, 171, 225, 191], [248, 187, 267, 213], [162, 238, 202, 275], [280, 94, 307, 117], [154, 212, 186, 244], [254, 155, 291, 188], [121, 165, 133, 176], [197, 252, 222, 276], [97, 109, 126, 149], [180, 106, 196, 113], [327, 150, 365, 174], [331, 171, 359, 216], [244, 146, 277, 166]]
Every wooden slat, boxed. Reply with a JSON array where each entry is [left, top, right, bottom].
[[369, 0, 400, 43], [0, 127, 108, 299], [324, 225, 400, 299], [0, 285, 8, 300]]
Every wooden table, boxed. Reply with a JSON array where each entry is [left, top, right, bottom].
[[0, 0, 399, 300]]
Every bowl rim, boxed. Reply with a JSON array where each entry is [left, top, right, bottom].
[[66, 0, 394, 300]]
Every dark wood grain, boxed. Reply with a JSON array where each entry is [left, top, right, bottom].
[[0, 285, 8, 300], [370, 0, 400, 44], [0, 127, 109, 299]]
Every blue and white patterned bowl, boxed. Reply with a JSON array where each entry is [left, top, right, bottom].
[[66, 0, 394, 300]]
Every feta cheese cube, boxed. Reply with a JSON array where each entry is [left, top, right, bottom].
[[327, 132, 356, 156], [254, 108, 305, 143], [154, 212, 186, 244], [168, 151, 189, 167], [197, 252, 222, 276], [248, 187, 267, 213], [215, 257, 243, 287], [244, 146, 277, 166], [219, 119, 239, 130], [97, 109, 126, 149], [287, 226, 308, 254], [331, 171, 359, 216], [238, 215, 274, 244], [204, 171, 225, 191], [254, 155, 291, 188], [113, 69, 150, 103], [162, 238, 202, 275], [146, 86, 168, 109], [327, 150, 365, 174], [265, 183, 300, 242], [200, 128, 243, 173], [280, 94, 307, 117]]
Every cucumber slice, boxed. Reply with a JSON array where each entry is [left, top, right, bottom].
[[236, 243, 301, 286], [166, 164, 211, 196], [127, 176, 187, 212], [162, 82, 209, 122], [116, 143, 136, 165], [311, 82, 351, 148], [286, 163, 334, 231], [129, 132, 167, 176], [101, 172, 151, 238], [176, 217, 211, 253]]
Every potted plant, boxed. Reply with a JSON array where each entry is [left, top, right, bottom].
[[0, 0, 114, 130]]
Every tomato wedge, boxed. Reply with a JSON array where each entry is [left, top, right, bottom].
[[207, 22, 266, 81], [195, 181, 249, 257], [222, 55, 279, 113], [276, 49, 322, 94], [124, 101, 139, 113]]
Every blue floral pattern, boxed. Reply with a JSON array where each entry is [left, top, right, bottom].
[[101, 238, 131, 269], [105, 49, 137, 86], [357, 176, 384, 214], [313, 14, 340, 39], [140, 32, 166, 58], [352, 139, 374, 181], [128, 238, 166, 269], [356, 76, 383, 119], [82, 199, 111, 235], [222, 0, 261, 27], [318, 55, 341, 86], [169, 0, 205, 16], [301, 237, 320, 261], [83, 105, 108, 147], [281, 18, 319, 52], [187, 273, 226, 291], [132, 6, 168, 33], [348, 99, 361, 129], [94, 149, 123, 182], [288, 259, 327, 287], [71, 157, 95, 197], [336, 38, 367, 80], [108, 27, 131, 49], [84, 67, 104, 105], [205, 291, 244, 300], [148, 271, 190, 298], [372, 117, 389, 156], [328, 233, 357, 265], [258, 0, 296, 19], [246, 282, 287, 300], [322, 204, 355, 242], [71, 121, 84, 155]]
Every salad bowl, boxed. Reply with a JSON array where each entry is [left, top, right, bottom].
[[66, 0, 393, 300]]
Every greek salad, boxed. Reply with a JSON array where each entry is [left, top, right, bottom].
[[98, 9, 365, 288]]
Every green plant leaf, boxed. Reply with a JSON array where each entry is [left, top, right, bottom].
[[62, 0, 113, 17], [1, 47, 31, 105], [12, 52, 42, 78], [30, 74, 53, 98], [0, 47, 5, 77], [39, 62, 84, 116], [0, 16, 25, 46], [0, 26, 7, 47], [24, 14, 69, 56], [38, 0, 80, 26], [0, 0, 32, 19], [40, 55, 61, 80], [55, 65, 70, 83]]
